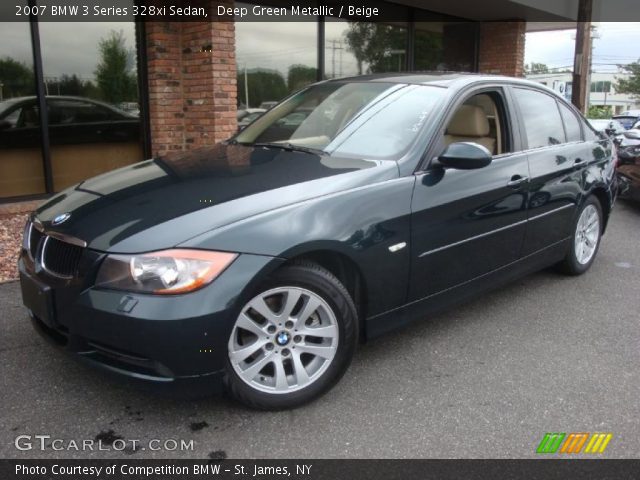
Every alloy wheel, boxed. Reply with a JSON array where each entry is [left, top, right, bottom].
[[574, 204, 600, 265], [228, 287, 339, 394]]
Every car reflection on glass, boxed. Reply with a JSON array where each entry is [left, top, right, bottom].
[[0, 95, 139, 149], [276, 111, 310, 128], [237, 109, 266, 132]]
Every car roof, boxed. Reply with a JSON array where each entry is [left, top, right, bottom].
[[0, 95, 134, 117], [324, 72, 550, 90]]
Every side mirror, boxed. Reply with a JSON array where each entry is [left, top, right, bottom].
[[0, 120, 11, 130], [436, 142, 492, 170]]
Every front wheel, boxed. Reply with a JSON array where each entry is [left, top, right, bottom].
[[225, 262, 358, 410], [557, 196, 603, 275]]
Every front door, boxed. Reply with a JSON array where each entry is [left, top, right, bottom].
[[409, 88, 529, 301]]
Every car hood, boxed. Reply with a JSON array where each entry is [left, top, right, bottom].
[[34, 143, 398, 252]]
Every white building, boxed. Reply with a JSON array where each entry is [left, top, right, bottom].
[[526, 72, 640, 114]]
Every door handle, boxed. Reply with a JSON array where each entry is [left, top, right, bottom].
[[507, 175, 529, 188], [573, 158, 586, 169]]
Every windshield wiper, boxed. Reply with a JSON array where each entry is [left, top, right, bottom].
[[252, 142, 328, 156]]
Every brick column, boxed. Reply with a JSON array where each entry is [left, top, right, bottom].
[[478, 21, 526, 77], [146, 1, 237, 157]]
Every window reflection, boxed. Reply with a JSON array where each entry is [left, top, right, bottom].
[[0, 17, 45, 198], [325, 19, 408, 78], [513, 88, 566, 148], [38, 20, 142, 192], [235, 4, 318, 109]]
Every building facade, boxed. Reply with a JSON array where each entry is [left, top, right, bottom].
[[526, 71, 640, 115], [0, 0, 576, 203]]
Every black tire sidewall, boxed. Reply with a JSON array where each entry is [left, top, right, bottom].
[[224, 263, 358, 410]]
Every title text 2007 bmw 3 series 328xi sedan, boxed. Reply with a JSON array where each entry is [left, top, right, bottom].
[[19, 74, 617, 409]]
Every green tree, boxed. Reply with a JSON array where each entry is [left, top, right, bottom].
[[50, 74, 98, 97], [414, 31, 443, 71], [525, 62, 550, 74], [237, 69, 287, 108], [587, 105, 612, 119], [344, 23, 407, 75], [614, 60, 640, 100], [287, 65, 317, 92], [0, 56, 34, 99], [94, 30, 137, 104]]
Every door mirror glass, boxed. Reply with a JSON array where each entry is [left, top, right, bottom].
[[437, 142, 492, 169]]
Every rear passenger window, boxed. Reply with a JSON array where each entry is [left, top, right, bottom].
[[512, 88, 565, 149], [558, 102, 582, 142]]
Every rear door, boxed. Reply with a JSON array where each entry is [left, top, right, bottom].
[[509, 87, 587, 255], [409, 86, 530, 301]]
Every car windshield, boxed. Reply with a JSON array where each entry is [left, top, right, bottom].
[[234, 81, 446, 160]]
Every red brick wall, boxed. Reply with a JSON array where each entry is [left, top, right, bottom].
[[146, 1, 236, 157], [478, 21, 526, 77]]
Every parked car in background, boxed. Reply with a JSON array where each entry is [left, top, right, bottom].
[[20, 74, 616, 410], [237, 108, 266, 131], [237, 108, 265, 121], [118, 102, 140, 117], [0, 96, 139, 148], [613, 110, 640, 130], [588, 118, 626, 138], [259, 101, 278, 110], [616, 128, 640, 202], [275, 110, 312, 128]]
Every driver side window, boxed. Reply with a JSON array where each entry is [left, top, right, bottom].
[[11, 103, 40, 129], [442, 91, 511, 156]]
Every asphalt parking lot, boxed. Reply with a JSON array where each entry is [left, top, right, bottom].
[[1, 201, 639, 460]]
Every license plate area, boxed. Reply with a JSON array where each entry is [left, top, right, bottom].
[[20, 272, 56, 328]]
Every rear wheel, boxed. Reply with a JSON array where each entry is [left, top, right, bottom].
[[225, 262, 357, 410], [557, 196, 603, 275]]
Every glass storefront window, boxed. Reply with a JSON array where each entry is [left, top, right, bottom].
[[414, 23, 444, 71], [0, 15, 45, 198], [38, 20, 142, 192], [235, 3, 318, 109], [325, 19, 408, 78]]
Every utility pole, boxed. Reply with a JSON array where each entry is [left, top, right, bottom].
[[571, 0, 593, 113], [244, 65, 249, 109], [328, 40, 343, 78]]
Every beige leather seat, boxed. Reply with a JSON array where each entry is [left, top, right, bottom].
[[444, 104, 496, 154]]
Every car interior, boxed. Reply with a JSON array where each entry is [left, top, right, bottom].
[[18, 105, 40, 129], [443, 93, 506, 156]]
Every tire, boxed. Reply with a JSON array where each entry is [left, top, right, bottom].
[[557, 196, 603, 275], [225, 262, 358, 410]]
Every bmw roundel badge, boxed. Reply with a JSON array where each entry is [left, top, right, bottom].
[[52, 213, 71, 226]]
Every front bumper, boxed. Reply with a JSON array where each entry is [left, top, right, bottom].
[[19, 251, 281, 388]]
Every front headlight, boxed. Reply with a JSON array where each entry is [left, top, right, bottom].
[[95, 249, 238, 295]]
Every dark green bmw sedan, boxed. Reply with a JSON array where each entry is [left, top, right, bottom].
[[19, 73, 617, 409]]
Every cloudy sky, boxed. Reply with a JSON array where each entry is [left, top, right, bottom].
[[525, 22, 640, 72], [1, 22, 137, 79]]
